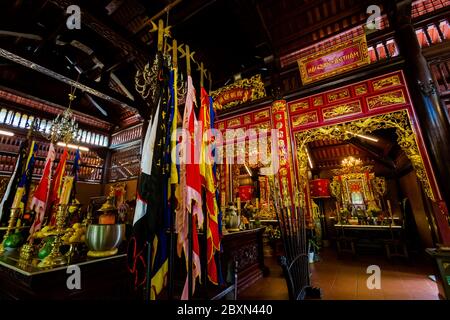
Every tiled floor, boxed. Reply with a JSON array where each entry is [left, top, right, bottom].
[[240, 249, 440, 300]]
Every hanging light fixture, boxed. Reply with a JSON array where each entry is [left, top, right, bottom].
[[341, 156, 362, 168], [41, 83, 79, 143]]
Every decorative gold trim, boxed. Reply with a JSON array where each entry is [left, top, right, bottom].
[[367, 89, 406, 109], [313, 96, 323, 106], [272, 100, 287, 113], [211, 74, 266, 110], [372, 75, 401, 91], [243, 115, 252, 124], [290, 101, 309, 112], [292, 111, 318, 127], [322, 101, 362, 120], [327, 89, 350, 103], [227, 118, 241, 128], [249, 121, 270, 130], [294, 110, 435, 201], [355, 84, 368, 95], [254, 110, 270, 121]]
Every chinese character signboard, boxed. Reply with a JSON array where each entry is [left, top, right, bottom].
[[297, 35, 370, 85], [211, 74, 266, 111]]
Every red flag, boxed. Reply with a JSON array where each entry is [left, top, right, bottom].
[[29, 143, 56, 236], [178, 76, 203, 300], [48, 147, 68, 226], [199, 87, 220, 284]]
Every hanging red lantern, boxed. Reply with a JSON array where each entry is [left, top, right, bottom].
[[309, 179, 331, 198], [239, 185, 254, 202]]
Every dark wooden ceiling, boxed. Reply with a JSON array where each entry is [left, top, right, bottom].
[[0, 0, 389, 127], [307, 128, 409, 177]]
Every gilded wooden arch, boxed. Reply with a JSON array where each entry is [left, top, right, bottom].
[[294, 110, 435, 201]]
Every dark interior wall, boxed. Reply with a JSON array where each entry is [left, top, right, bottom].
[[386, 178, 402, 217], [75, 182, 103, 209], [399, 171, 434, 248]]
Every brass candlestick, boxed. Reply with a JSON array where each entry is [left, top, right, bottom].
[[37, 204, 68, 268], [17, 243, 35, 269], [0, 208, 21, 255]]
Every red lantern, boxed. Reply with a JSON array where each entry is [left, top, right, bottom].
[[309, 179, 331, 198], [239, 185, 254, 201]]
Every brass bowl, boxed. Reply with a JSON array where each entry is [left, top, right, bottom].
[[86, 224, 125, 252]]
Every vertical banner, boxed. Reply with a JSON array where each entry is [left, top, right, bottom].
[[271, 100, 296, 207]]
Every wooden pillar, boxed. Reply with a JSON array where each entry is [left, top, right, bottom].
[[389, 1, 450, 224]]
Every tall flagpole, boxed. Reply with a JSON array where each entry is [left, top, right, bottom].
[[186, 44, 194, 301], [145, 240, 152, 302], [144, 18, 170, 302]]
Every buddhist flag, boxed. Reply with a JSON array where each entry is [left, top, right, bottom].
[[199, 87, 220, 285], [17, 141, 37, 209], [48, 147, 68, 226], [0, 140, 28, 225], [11, 141, 37, 228], [177, 75, 203, 300], [29, 143, 56, 236], [128, 99, 161, 289], [128, 68, 171, 299]]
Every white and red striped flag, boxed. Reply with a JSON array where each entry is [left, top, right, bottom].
[[29, 143, 56, 236], [177, 75, 203, 300]]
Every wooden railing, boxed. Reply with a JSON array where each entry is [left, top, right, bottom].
[[110, 124, 143, 147]]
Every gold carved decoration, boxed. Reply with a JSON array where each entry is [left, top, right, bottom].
[[212, 74, 266, 111], [290, 101, 309, 113], [332, 165, 374, 176], [272, 100, 287, 112], [355, 85, 368, 95], [372, 75, 401, 91], [367, 89, 406, 109], [243, 115, 252, 124], [254, 110, 270, 121], [327, 89, 350, 103], [322, 101, 362, 120], [313, 96, 323, 106], [292, 112, 318, 127], [227, 118, 241, 128], [295, 110, 435, 201], [249, 121, 271, 130]]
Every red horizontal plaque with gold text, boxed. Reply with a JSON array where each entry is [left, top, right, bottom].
[[297, 35, 370, 85]]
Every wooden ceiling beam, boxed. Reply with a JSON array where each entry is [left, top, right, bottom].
[[266, 0, 329, 29], [48, 0, 147, 67], [348, 137, 396, 169], [0, 48, 140, 114], [273, 0, 384, 48]]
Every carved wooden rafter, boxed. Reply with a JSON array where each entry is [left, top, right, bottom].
[[0, 48, 138, 115]]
